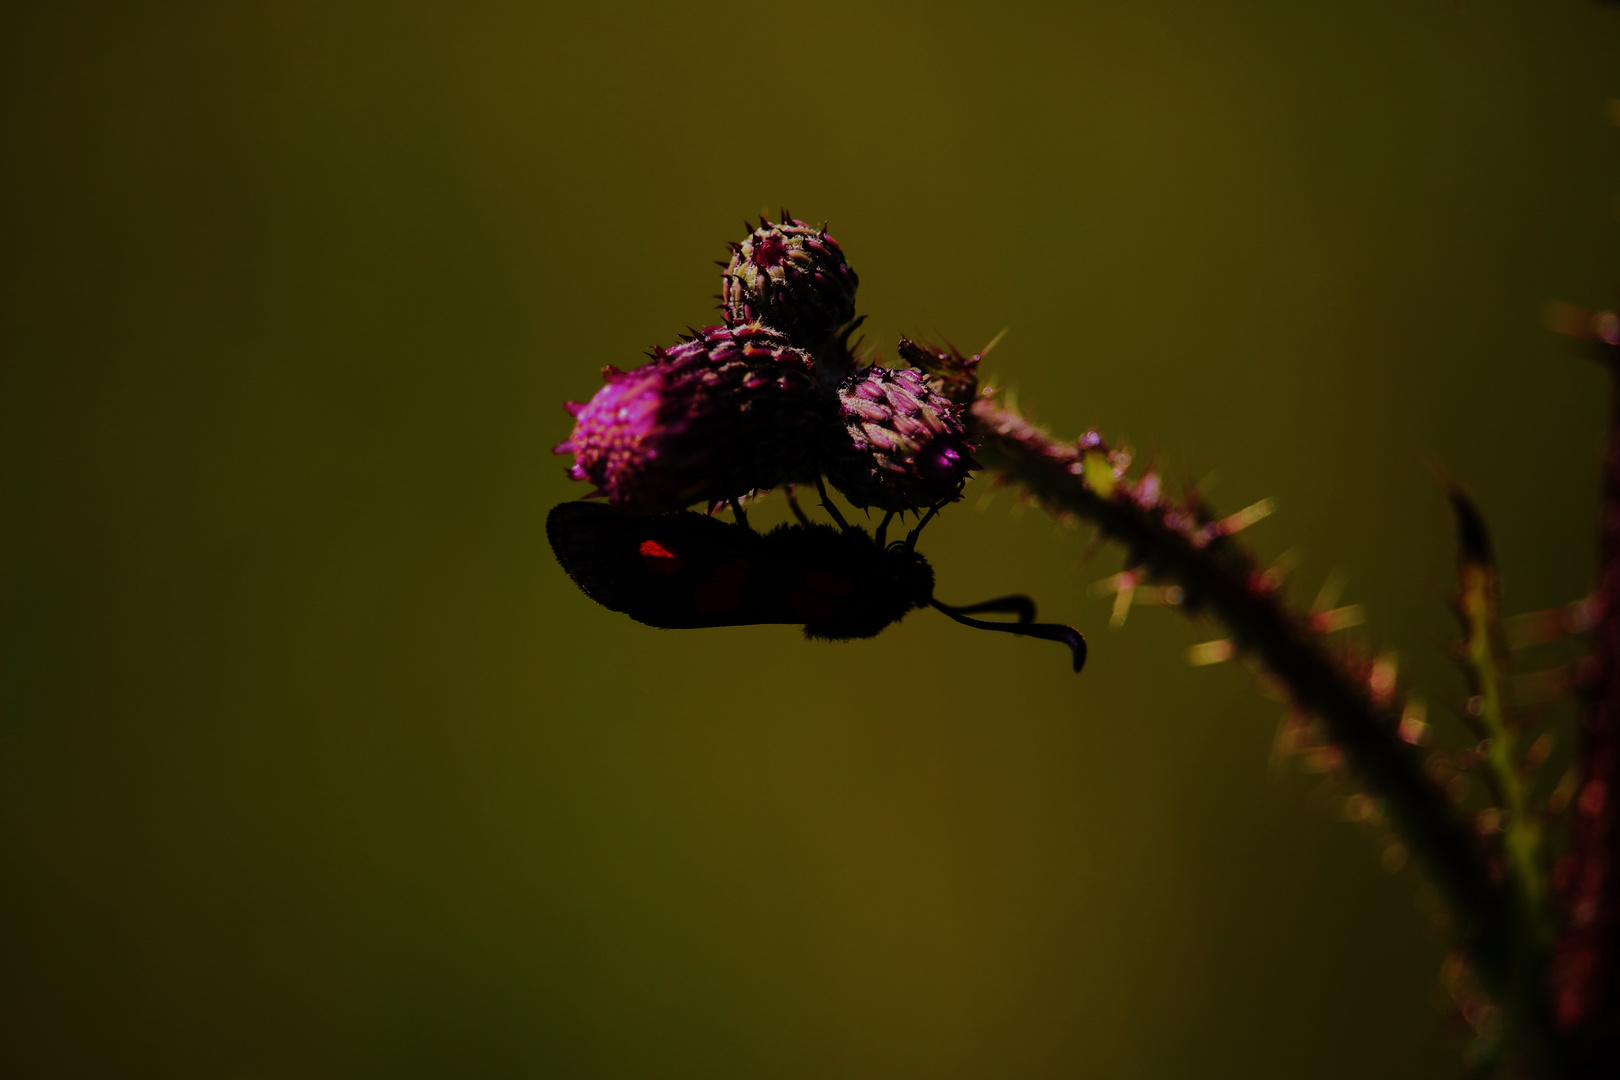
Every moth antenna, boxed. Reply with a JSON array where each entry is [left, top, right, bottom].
[[875, 510, 896, 547], [931, 600, 1087, 673], [943, 594, 1037, 623], [728, 498, 752, 532], [814, 475, 851, 532], [786, 486, 812, 527]]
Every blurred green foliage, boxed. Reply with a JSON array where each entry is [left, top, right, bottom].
[[3, 2, 1617, 1077]]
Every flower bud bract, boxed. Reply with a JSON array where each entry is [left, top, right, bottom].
[[823, 366, 977, 512], [722, 217, 859, 360]]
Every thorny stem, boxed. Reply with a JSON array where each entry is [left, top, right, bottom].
[[1552, 347, 1620, 1076], [1449, 486, 1558, 1072], [966, 395, 1553, 1063], [1454, 528, 1542, 923]]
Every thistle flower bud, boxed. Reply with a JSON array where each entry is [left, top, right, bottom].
[[556, 324, 829, 513], [823, 366, 978, 512], [722, 216, 859, 355]]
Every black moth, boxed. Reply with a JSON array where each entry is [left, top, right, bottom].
[[547, 497, 1086, 672]]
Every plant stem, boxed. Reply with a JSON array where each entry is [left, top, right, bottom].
[[1553, 355, 1620, 1076], [967, 395, 1546, 1050], [1448, 485, 1559, 1074]]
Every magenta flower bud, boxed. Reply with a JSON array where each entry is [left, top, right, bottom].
[[556, 324, 829, 513], [822, 366, 978, 512], [722, 216, 859, 356]]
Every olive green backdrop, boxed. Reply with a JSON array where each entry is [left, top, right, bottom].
[[4, 2, 1618, 1077]]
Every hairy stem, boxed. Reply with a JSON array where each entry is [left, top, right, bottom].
[[967, 395, 1543, 1039], [1553, 355, 1620, 1075], [1448, 485, 1558, 1072]]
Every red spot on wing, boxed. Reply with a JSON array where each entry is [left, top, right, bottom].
[[639, 539, 686, 574], [785, 588, 842, 619], [802, 569, 853, 596]]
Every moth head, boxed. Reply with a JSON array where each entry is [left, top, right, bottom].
[[884, 540, 937, 611]]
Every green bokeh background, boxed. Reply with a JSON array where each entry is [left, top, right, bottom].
[[4, 2, 1618, 1077]]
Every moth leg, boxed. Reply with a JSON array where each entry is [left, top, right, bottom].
[[785, 486, 813, 527], [814, 475, 851, 532], [904, 496, 951, 549], [874, 510, 896, 547], [728, 497, 752, 532]]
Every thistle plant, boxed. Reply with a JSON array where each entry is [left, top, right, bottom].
[[551, 214, 1620, 1079]]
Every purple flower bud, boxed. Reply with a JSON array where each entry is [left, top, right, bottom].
[[722, 217, 859, 367], [558, 324, 830, 513], [823, 366, 978, 512]]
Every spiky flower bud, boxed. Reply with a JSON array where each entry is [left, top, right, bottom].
[[722, 217, 859, 356], [823, 366, 978, 512], [556, 324, 829, 513]]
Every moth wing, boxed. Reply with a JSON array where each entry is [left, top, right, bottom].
[[766, 522, 918, 640], [546, 502, 795, 629]]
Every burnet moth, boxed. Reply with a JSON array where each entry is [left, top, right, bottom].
[[546, 487, 1087, 672]]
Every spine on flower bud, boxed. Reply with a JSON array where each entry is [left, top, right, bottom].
[[896, 334, 983, 406], [557, 323, 831, 513]]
